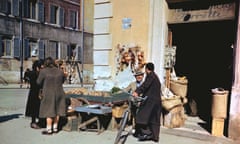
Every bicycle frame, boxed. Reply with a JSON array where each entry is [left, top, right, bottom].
[[114, 96, 147, 144]]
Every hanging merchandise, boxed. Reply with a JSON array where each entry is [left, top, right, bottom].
[[164, 45, 176, 68]]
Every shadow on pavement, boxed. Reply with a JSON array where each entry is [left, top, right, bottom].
[[0, 114, 23, 123]]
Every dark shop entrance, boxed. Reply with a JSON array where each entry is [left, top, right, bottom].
[[168, 20, 237, 131]]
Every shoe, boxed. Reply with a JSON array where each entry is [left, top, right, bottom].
[[138, 134, 153, 141], [31, 123, 41, 129], [42, 130, 52, 135], [53, 128, 58, 134], [151, 139, 159, 143], [132, 133, 139, 138]]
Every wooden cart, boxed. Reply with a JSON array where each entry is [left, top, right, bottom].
[[64, 92, 130, 133]]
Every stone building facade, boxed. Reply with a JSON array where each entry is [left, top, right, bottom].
[[0, 0, 93, 84]]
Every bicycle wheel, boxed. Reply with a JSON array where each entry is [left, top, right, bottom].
[[114, 111, 129, 144]]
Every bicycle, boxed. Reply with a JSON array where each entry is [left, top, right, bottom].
[[114, 95, 148, 144]]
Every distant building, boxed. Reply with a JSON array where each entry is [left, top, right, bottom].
[[0, 0, 93, 84]]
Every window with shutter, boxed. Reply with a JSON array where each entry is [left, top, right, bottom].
[[0, 0, 8, 14], [5, 40, 11, 56], [23, 0, 30, 18], [0, 36, 2, 56], [70, 10, 77, 29], [14, 37, 20, 58], [22, 0, 38, 19], [50, 5, 57, 24], [12, 0, 19, 16], [0, 37, 14, 57], [30, 1, 36, 19], [24, 39, 30, 59], [49, 41, 58, 59], [38, 2, 44, 23], [59, 7, 64, 27], [38, 40, 45, 60], [60, 43, 68, 59]]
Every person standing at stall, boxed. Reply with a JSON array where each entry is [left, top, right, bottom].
[[23, 68, 31, 88], [37, 57, 66, 135], [25, 60, 44, 129], [132, 62, 162, 143], [124, 70, 145, 127]]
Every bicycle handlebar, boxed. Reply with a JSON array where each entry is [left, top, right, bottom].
[[129, 95, 148, 103]]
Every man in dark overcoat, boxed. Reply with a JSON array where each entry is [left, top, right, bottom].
[[132, 62, 162, 142], [37, 57, 66, 135]]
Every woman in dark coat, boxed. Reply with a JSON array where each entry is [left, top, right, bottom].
[[25, 60, 44, 129], [37, 57, 66, 135], [132, 62, 162, 142]]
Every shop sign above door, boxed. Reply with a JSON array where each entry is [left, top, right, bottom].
[[168, 2, 235, 24]]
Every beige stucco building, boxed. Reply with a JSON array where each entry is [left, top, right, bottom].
[[85, 0, 239, 142]]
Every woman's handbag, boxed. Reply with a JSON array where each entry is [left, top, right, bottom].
[[38, 89, 43, 100]]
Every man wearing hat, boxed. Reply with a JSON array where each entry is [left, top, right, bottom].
[[124, 70, 145, 93], [124, 70, 145, 130], [132, 62, 162, 143]]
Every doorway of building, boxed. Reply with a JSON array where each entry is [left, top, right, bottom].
[[168, 20, 236, 132]]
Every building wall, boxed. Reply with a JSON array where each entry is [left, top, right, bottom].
[[0, 0, 93, 84], [41, 0, 81, 28], [92, 0, 169, 90], [229, 2, 240, 141]]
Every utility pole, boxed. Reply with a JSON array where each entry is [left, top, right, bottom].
[[19, 0, 24, 88]]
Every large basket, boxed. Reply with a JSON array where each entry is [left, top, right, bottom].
[[170, 79, 188, 97], [162, 96, 182, 111], [112, 104, 128, 118], [211, 90, 229, 118]]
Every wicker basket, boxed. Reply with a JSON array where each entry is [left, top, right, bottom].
[[112, 104, 128, 118], [162, 96, 182, 111], [170, 79, 188, 97], [211, 90, 229, 118]]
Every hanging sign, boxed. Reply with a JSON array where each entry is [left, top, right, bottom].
[[168, 3, 235, 24]]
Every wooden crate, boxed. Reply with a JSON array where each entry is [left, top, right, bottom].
[[211, 118, 225, 136], [62, 116, 79, 132]]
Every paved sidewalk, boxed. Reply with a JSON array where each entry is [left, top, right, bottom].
[[0, 84, 238, 144]]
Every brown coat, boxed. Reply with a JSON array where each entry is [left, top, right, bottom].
[[37, 67, 66, 118]]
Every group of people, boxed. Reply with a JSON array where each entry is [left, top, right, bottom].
[[124, 62, 162, 143], [25, 57, 66, 135], [25, 59, 162, 141]]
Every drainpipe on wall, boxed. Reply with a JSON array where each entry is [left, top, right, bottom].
[[19, 0, 24, 88], [80, 0, 84, 87]]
